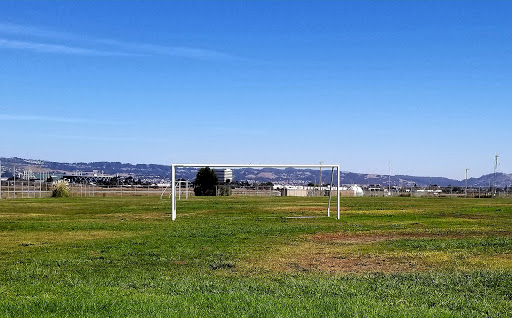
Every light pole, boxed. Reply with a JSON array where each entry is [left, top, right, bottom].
[[465, 168, 469, 197], [319, 161, 323, 196], [388, 159, 391, 195], [493, 154, 499, 197]]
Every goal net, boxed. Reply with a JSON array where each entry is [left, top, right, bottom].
[[171, 164, 341, 221]]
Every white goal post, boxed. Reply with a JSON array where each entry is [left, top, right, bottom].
[[171, 164, 341, 221]]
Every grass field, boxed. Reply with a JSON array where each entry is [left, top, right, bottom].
[[0, 196, 511, 317]]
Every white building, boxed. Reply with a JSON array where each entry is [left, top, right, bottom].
[[349, 185, 364, 197], [213, 169, 233, 183]]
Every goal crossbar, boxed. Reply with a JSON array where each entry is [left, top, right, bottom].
[[171, 164, 341, 221]]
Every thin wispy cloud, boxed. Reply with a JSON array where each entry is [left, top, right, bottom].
[[96, 38, 238, 60], [42, 133, 164, 143], [0, 114, 109, 124], [0, 22, 238, 60], [0, 23, 75, 40], [0, 39, 140, 56]]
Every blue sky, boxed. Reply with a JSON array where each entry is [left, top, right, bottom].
[[1, 1, 511, 179]]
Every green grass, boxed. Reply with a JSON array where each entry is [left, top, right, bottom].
[[0, 196, 511, 317]]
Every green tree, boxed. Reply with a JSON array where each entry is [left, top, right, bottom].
[[124, 176, 134, 185], [109, 177, 119, 186], [194, 167, 218, 196]]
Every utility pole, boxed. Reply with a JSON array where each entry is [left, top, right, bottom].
[[465, 168, 469, 197], [13, 165, 16, 199], [493, 154, 499, 197], [319, 161, 323, 196], [388, 159, 391, 195]]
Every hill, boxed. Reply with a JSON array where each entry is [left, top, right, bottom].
[[1, 157, 511, 187]]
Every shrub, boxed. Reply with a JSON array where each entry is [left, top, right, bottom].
[[52, 180, 70, 197]]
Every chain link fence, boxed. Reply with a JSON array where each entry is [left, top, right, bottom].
[[2, 181, 511, 199], [0, 181, 177, 198]]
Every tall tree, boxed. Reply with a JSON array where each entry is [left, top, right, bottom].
[[194, 167, 218, 196]]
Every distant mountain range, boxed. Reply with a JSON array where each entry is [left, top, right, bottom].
[[1, 157, 512, 188]]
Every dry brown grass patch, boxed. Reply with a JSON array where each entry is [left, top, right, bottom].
[[0, 230, 141, 252], [97, 212, 168, 221], [243, 231, 512, 274], [271, 206, 349, 212], [0, 213, 61, 219], [309, 231, 496, 243], [245, 241, 428, 274]]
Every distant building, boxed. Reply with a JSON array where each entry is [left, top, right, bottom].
[[349, 185, 364, 197], [213, 169, 233, 183], [62, 170, 115, 183]]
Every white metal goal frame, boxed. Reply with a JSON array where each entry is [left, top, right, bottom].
[[171, 164, 341, 221]]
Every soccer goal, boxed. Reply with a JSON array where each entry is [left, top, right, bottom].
[[170, 164, 341, 221]]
